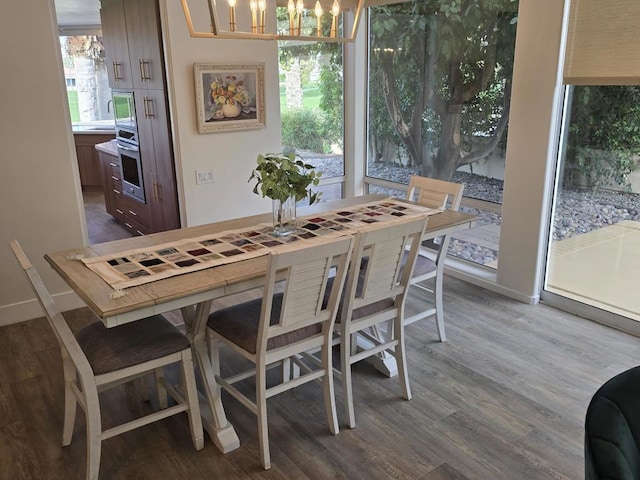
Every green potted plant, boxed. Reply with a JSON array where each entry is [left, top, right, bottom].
[[249, 152, 322, 236]]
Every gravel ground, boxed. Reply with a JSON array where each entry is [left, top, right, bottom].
[[302, 154, 640, 264]]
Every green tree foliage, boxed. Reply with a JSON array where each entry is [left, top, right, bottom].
[[281, 108, 329, 153], [64, 35, 105, 65], [318, 44, 343, 150], [369, 0, 518, 180], [565, 86, 640, 192]]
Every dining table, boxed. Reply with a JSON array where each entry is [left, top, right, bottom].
[[44, 194, 477, 454]]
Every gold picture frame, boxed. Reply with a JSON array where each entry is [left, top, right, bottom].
[[194, 63, 266, 133]]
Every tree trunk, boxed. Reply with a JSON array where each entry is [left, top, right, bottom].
[[75, 56, 98, 122], [432, 110, 462, 181], [284, 58, 303, 110]]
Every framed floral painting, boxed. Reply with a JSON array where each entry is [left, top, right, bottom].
[[194, 63, 266, 133]]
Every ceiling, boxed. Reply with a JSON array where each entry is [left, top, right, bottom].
[[55, 0, 101, 28]]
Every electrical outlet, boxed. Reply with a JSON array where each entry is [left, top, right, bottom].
[[196, 170, 214, 185]]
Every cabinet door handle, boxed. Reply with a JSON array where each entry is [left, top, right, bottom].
[[112, 62, 123, 81], [144, 97, 155, 119], [128, 209, 137, 216], [114, 189, 121, 194], [139, 59, 151, 81], [109, 162, 118, 167], [116, 208, 124, 214], [111, 175, 119, 181], [153, 181, 160, 202]]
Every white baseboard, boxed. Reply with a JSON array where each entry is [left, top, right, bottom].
[[444, 259, 540, 305], [0, 290, 85, 327]]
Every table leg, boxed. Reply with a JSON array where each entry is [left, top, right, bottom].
[[358, 324, 398, 378], [181, 302, 240, 453]]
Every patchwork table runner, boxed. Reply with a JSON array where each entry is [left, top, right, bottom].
[[82, 198, 437, 290]]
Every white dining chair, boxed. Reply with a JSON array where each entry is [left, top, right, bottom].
[[404, 175, 464, 341], [207, 235, 354, 470], [335, 216, 427, 429], [9, 240, 204, 480]]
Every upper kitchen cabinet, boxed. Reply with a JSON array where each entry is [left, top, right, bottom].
[[100, 0, 164, 90], [100, 0, 132, 88]]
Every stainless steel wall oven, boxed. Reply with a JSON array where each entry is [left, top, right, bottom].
[[113, 90, 145, 203]]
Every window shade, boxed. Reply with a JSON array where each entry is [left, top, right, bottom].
[[563, 0, 640, 85]]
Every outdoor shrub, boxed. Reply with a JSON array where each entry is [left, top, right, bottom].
[[281, 108, 328, 154]]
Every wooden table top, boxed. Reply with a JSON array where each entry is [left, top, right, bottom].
[[45, 195, 477, 327]]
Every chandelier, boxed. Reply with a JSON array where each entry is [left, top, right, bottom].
[[181, 0, 365, 42]]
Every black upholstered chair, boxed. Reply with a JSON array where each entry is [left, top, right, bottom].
[[585, 366, 640, 480]]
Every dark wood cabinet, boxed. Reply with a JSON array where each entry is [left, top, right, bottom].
[[100, 0, 165, 89], [98, 148, 119, 216], [100, 0, 180, 233], [135, 89, 180, 231], [100, 0, 133, 88], [125, 0, 165, 90], [98, 146, 151, 236], [75, 133, 115, 187]]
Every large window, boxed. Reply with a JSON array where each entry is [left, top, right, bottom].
[[277, 40, 345, 203], [364, 1, 518, 267], [545, 85, 640, 322], [59, 35, 113, 128]]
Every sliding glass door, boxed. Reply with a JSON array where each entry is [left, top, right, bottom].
[[544, 85, 640, 324]]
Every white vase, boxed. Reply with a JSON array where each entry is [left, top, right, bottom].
[[272, 197, 297, 237]]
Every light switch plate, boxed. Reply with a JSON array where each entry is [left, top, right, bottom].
[[196, 170, 214, 184]]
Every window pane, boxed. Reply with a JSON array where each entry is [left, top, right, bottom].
[[278, 40, 344, 200], [365, 1, 518, 267], [546, 85, 640, 321], [59, 35, 113, 127]]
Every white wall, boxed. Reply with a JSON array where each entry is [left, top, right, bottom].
[[496, 0, 566, 300], [161, 0, 282, 227], [0, 0, 87, 325]]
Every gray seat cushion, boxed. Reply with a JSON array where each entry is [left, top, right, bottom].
[[350, 298, 395, 321], [401, 250, 436, 278], [207, 293, 322, 354], [325, 272, 396, 323], [76, 315, 190, 375], [413, 253, 436, 277]]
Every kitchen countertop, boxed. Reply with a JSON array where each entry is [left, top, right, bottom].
[[95, 139, 118, 156], [72, 121, 116, 135]]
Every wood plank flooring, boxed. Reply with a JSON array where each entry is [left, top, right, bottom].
[[2, 277, 639, 479], [83, 187, 133, 244]]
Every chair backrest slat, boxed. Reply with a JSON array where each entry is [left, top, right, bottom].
[[259, 236, 353, 345], [407, 175, 464, 211], [9, 240, 94, 377], [344, 217, 428, 318]]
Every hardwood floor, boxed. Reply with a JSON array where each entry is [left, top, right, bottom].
[[83, 187, 133, 244], [2, 277, 639, 479]]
